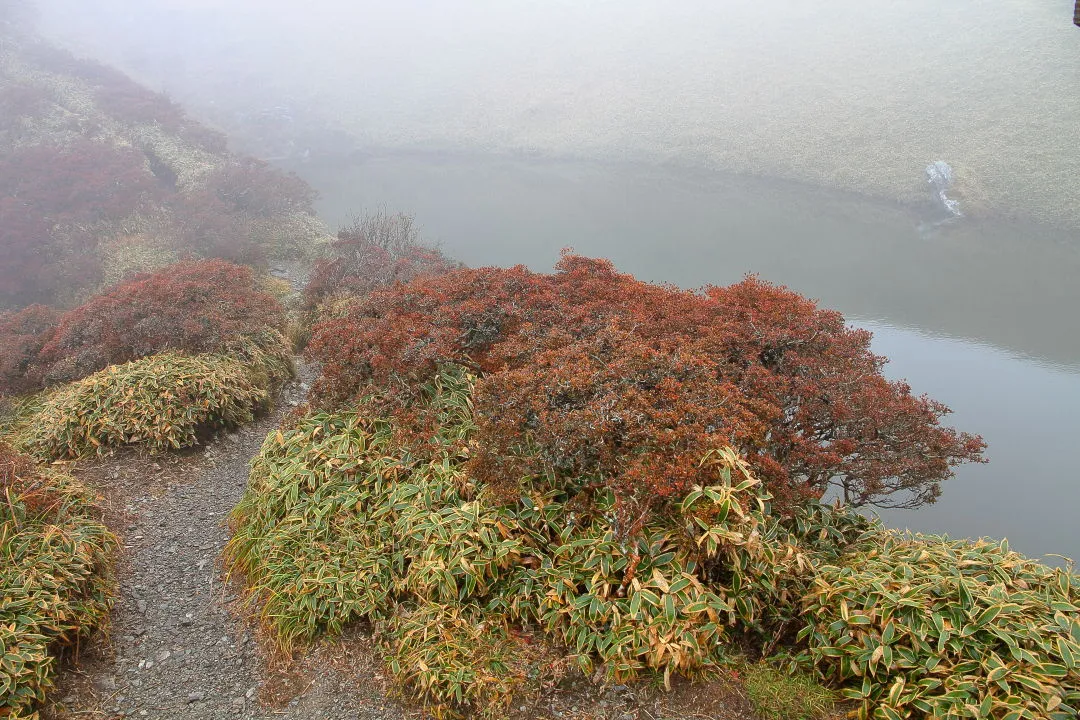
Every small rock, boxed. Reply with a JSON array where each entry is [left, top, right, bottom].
[[187, 692, 205, 704], [136, 600, 147, 614]]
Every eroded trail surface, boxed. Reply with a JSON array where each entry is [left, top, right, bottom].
[[56, 364, 406, 720]]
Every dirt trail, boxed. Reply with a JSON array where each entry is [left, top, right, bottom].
[[49, 354, 758, 720], [53, 363, 407, 720]]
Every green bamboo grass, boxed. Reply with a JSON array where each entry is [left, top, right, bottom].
[[226, 365, 1079, 718], [0, 459, 117, 718], [11, 331, 292, 459]]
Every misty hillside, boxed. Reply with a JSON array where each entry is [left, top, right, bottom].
[[0, 21, 328, 309], [33, 0, 1080, 231], [1, 6, 1077, 720]]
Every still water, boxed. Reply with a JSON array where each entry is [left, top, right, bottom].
[[284, 152, 1080, 561]]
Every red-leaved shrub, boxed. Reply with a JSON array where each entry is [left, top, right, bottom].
[[0, 139, 160, 305], [308, 254, 985, 520], [202, 158, 316, 218], [0, 305, 60, 396], [38, 260, 284, 383], [94, 80, 186, 130], [303, 211, 456, 312]]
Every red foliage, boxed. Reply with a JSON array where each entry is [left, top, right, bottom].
[[201, 158, 316, 218], [0, 441, 65, 514], [303, 212, 456, 311], [308, 254, 985, 517], [0, 139, 160, 305], [94, 81, 186, 130], [471, 325, 775, 528], [0, 305, 59, 396], [166, 192, 266, 267], [0, 139, 317, 305], [0, 139, 158, 226], [37, 260, 284, 383]]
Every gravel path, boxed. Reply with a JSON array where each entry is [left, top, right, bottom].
[[53, 364, 408, 720], [49, 359, 759, 720]]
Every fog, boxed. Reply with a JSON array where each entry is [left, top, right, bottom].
[[36, 0, 1080, 228], [25, 1, 1080, 558]]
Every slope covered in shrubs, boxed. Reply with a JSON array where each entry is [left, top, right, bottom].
[[0, 443, 117, 717], [218, 256, 1080, 718], [16, 334, 291, 459], [0, 27, 328, 310], [0, 259, 286, 395], [228, 367, 1078, 719]]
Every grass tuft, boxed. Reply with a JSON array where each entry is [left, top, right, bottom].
[[743, 662, 836, 720]]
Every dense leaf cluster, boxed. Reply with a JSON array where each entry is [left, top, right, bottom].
[[0, 305, 60, 396], [800, 535, 1080, 719], [227, 369, 831, 716], [0, 260, 284, 394], [0, 443, 116, 717], [228, 370, 1077, 719], [308, 254, 985, 520], [12, 332, 291, 459]]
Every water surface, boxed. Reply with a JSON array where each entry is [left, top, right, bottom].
[[287, 152, 1080, 560]]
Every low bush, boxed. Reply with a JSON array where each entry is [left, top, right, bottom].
[[38, 259, 284, 384], [227, 367, 838, 716], [302, 210, 455, 315], [0, 443, 117, 717], [229, 364, 1077, 718], [18, 335, 290, 459], [0, 305, 59, 396], [308, 255, 984, 515], [798, 533, 1080, 720]]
